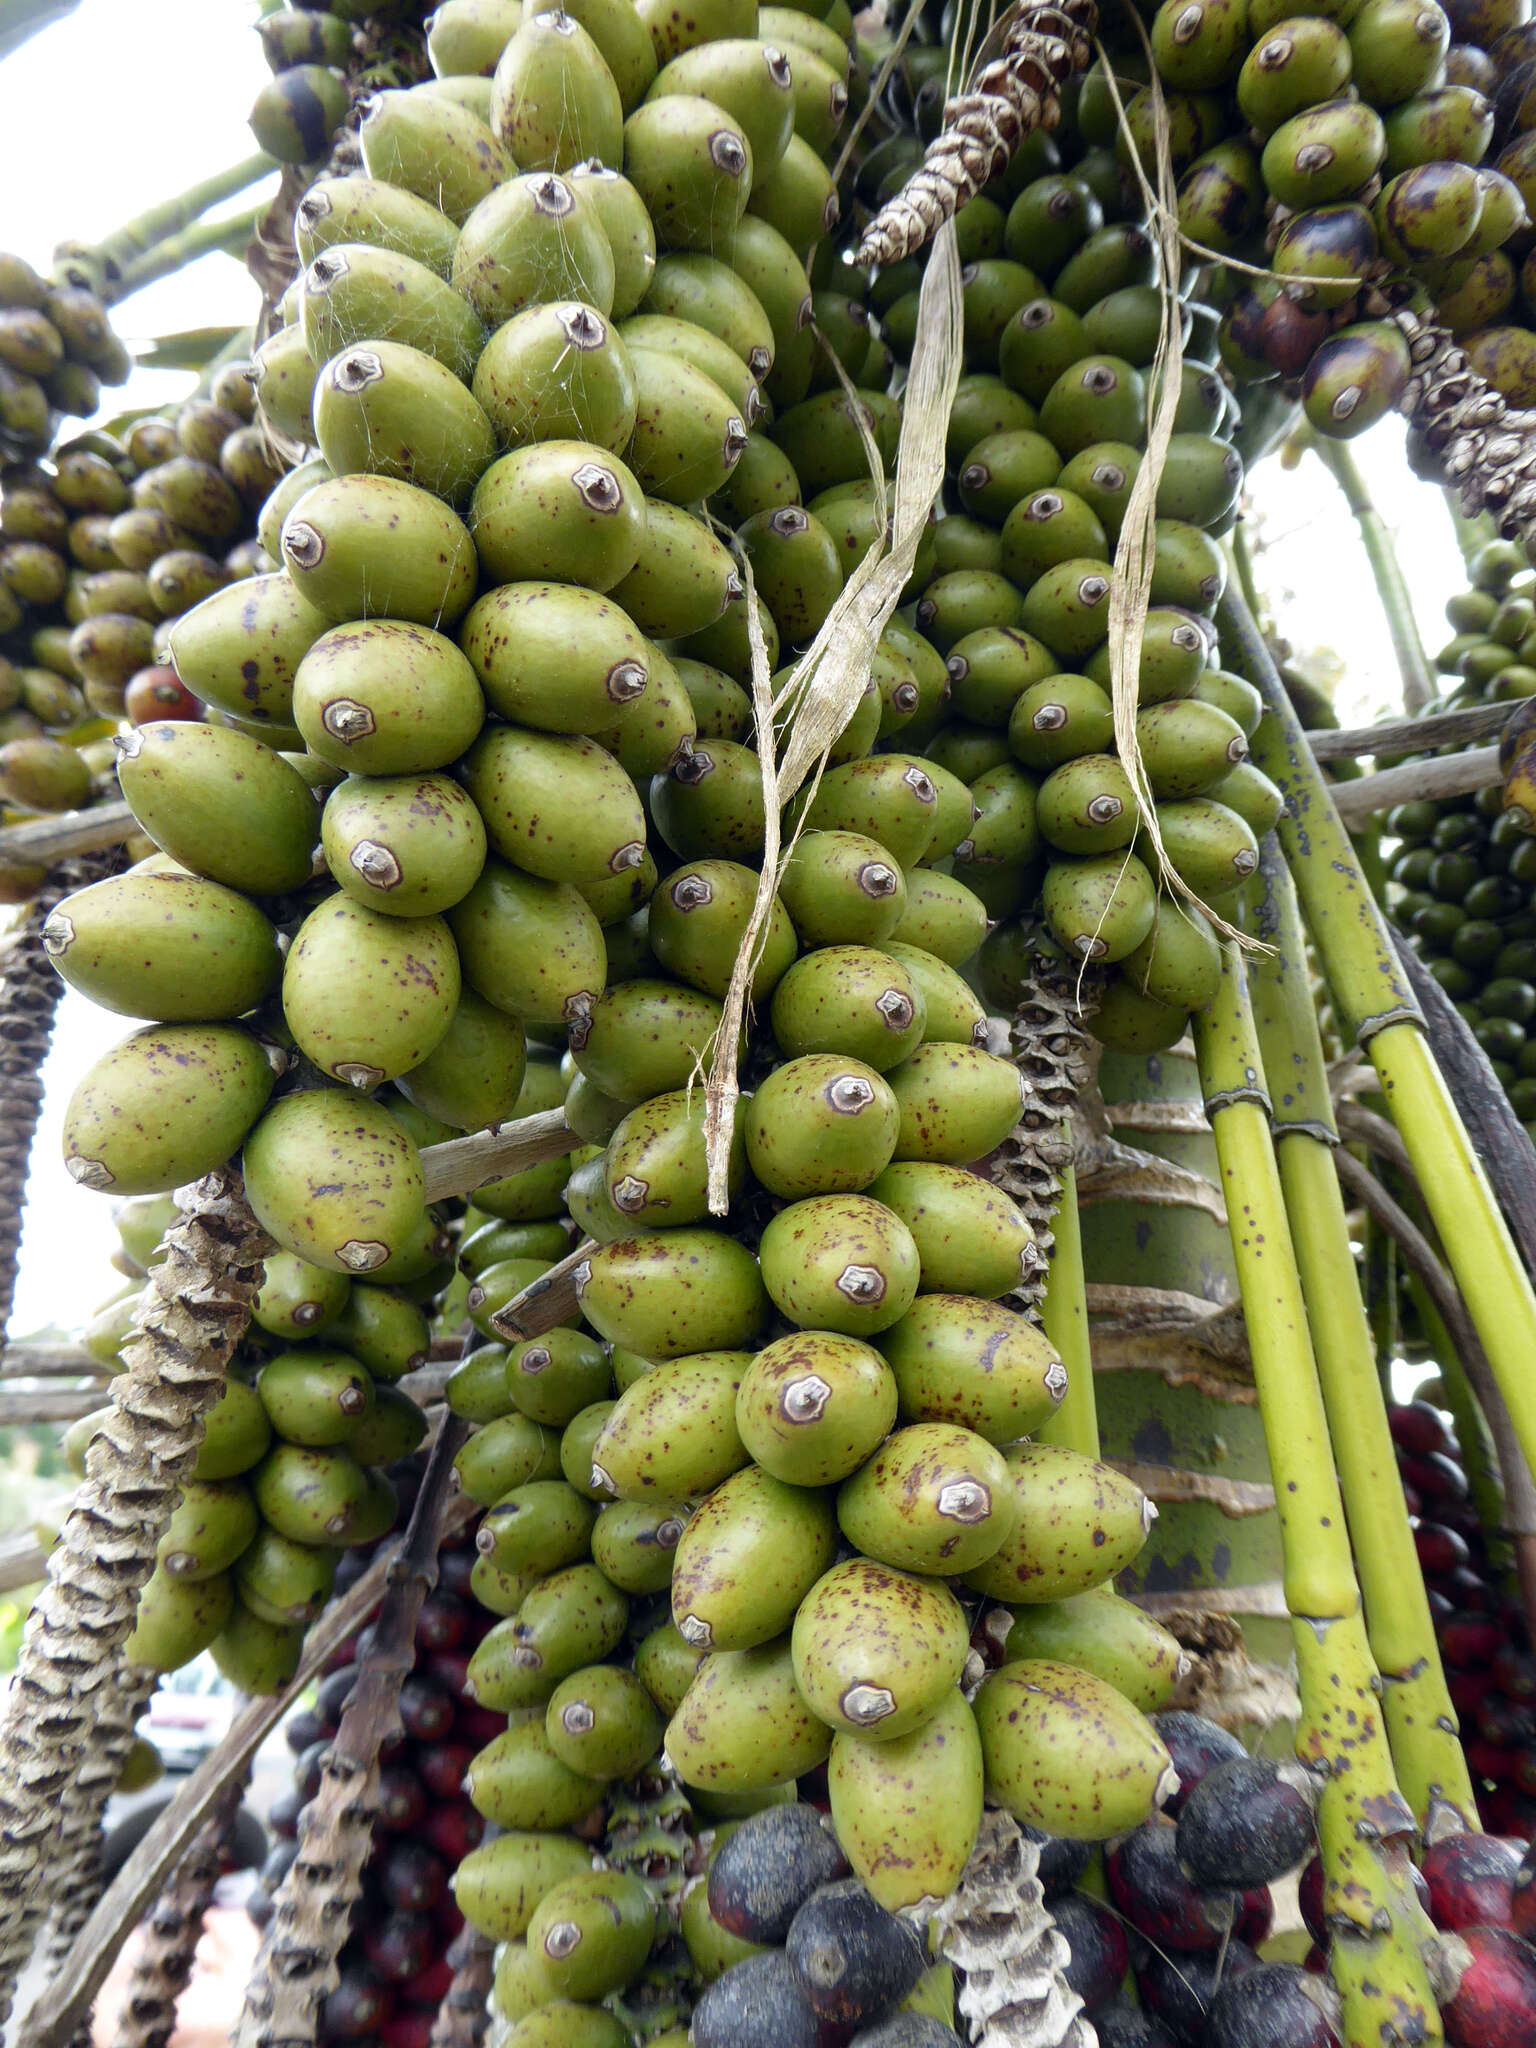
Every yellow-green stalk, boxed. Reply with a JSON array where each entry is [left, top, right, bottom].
[[1036, 1163, 1098, 1459], [1249, 848, 1476, 1829], [1220, 585, 1536, 1489], [1193, 948, 1440, 2048]]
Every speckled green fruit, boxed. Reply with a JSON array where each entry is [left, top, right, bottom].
[[837, 1421, 1017, 1577], [251, 323, 319, 442], [886, 945, 987, 1048], [744, 1053, 899, 1197], [473, 300, 638, 451], [974, 1659, 1176, 1839], [575, 1229, 768, 1359], [601, 1088, 745, 1229], [281, 474, 477, 628], [313, 339, 496, 509], [828, 1687, 983, 1910], [648, 858, 796, 1001], [626, 350, 750, 503], [326, 1280, 428, 1383], [799, 756, 940, 867], [1153, 796, 1260, 899], [865, 1162, 1038, 1301], [568, 977, 723, 1099], [590, 1351, 749, 1499], [778, 832, 905, 949], [320, 771, 485, 919], [1001, 1588, 1185, 1712], [210, 1601, 305, 1694], [165, 571, 326, 729], [234, 1520, 337, 1626], [757, 1193, 920, 1339], [257, 1347, 373, 1448], [124, 1568, 234, 1672], [467, 1719, 606, 1833], [666, 1635, 831, 1792], [453, 1832, 596, 1942], [462, 724, 646, 886], [62, 1024, 274, 1198], [641, 250, 775, 378], [459, 581, 654, 736], [1121, 898, 1222, 1011], [194, 1379, 273, 1481], [291, 617, 484, 775], [243, 1088, 424, 1275], [590, 1496, 687, 1592], [610, 497, 739, 638], [359, 86, 512, 224], [964, 1442, 1153, 1602], [545, 1664, 665, 1780], [157, 1479, 260, 1583], [569, 164, 657, 313], [878, 1294, 1067, 1444], [884, 1044, 1026, 1166], [293, 172, 461, 277], [634, 1615, 706, 1711], [455, 1413, 563, 1507], [468, 1561, 630, 1713], [282, 894, 458, 1087], [503, 1326, 612, 1427], [42, 871, 280, 1022], [252, 1440, 369, 1543], [395, 988, 527, 1134], [299, 242, 486, 383], [507, 2005, 629, 2048], [454, 172, 616, 323], [492, 12, 623, 171], [734, 1328, 897, 1486], [792, 1558, 967, 1740], [768, 945, 925, 1071], [470, 443, 646, 595], [451, 859, 607, 1032], [670, 1461, 837, 1650], [887, 870, 987, 971], [1042, 850, 1157, 963]]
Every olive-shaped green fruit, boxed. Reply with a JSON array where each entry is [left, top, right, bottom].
[[1207, 760, 1284, 838], [290, 617, 483, 777], [257, 1347, 374, 1447], [1302, 318, 1411, 437], [635, 1615, 706, 1711], [1039, 355, 1146, 460], [461, 724, 646, 885], [42, 871, 280, 1022], [1001, 1588, 1186, 1712], [452, 1832, 595, 1943], [1006, 672, 1113, 770], [680, 1878, 766, 1982], [1054, 223, 1155, 314], [666, 1635, 831, 1792], [913, 569, 1025, 655], [163, 571, 326, 729], [737, 506, 843, 645], [473, 301, 638, 452], [1262, 97, 1386, 208], [943, 627, 1055, 730], [504, 1326, 612, 1425], [243, 1088, 424, 1275], [506, 2006, 629, 2048], [454, 172, 616, 323], [455, 1414, 563, 1506], [566, 163, 656, 316], [677, 584, 781, 682], [1136, 699, 1249, 799], [792, 1558, 967, 1740], [1154, 796, 1261, 899], [591, 1350, 749, 1498], [799, 756, 940, 868], [1238, 15, 1351, 134], [568, 976, 723, 1099], [1057, 442, 1142, 541], [878, 1294, 1067, 1444], [650, 40, 794, 175], [973, 1660, 1176, 1839], [828, 1688, 984, 1911], [757, 1194, 920, 1339], [1121, 898, 1222, 1012], [1155, 431, 1244, 528], [545, 1664, 665, 1780], [744, 1054, 900, 1197], [886, 943, 988, 1048], [1150, 519, 1226, 613], [1086, 604, 1208, 703], [234, 1519, 337, 1625], [647, 858, 796, 1002], [771, 387, 899, 497], [282, 474, 477, 628], [626, 351, 750, 503], [998, 297, 1090, 405], [1350, 0, 1448, 106], [623, 313, 763, 421], [251, 324, 319, 442], [1191, 668, 1262, 735], [351, 1380, 428, 1465], [492, 12, 624, 171], [282, 894, 459, 1087], [779, 831, 906, 949], [601, 1087, 744, 1229], [888, 870, 987, 971], [124, 1568, 235, 1672], [359, 88, 513, 225], [671, 658, 751, 744], [998, 489, 1108, 593], [62, 1024, 275, 1198], [768, 946, 925, 1071], [1042, 850, 1157, 962], [575, 1229, 768, 1359], [210, 1600, 305, 1694], [837, 1422, 1018, 1576], [294, 173, 462, 278], [964, 1441, 1153, 1603], [478, 1479, 597, 1576], [450, 860, 607, 1031], [467, 1719, 606, 1832], [459, 581, 654, 734], [623, 95, 753, 252], [735, 1328, 898, 1485], [328, 1280, 429, 1381], [748, 129, 838, 253], [251, 1439, 369, 1543], [866, 1162, 1039, 1301], [188, 1379, 272, 1483], [642, 250, 775, 378], [609, 498, 738, 638], [1018, 556, 1116, 662], [313, 339, 497, 508], [524, 1866, 656, 2006], [670, 1461, 836, 1651], [1036, 754, 1139, 856], [158, 1479, 261, 1583], [649, 739, 764, 864], [884, 1043, 1027, 1167]]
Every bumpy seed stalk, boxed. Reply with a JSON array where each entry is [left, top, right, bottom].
[[1192, 951, 1441, 2048], [235, 1413, 470, 2048], [1249, 849, 1476, 1828], [1036, 1166, 1098, 1458], [993, 941, 1094, 1313], [428, 1925, 494, 2048], [110, 1762, 251, 2048], [1222, 584, 1536, 1488], [111, 208, 266, 307], [1308, 433, 1434, 715], [0, 1169, 267, 2026]]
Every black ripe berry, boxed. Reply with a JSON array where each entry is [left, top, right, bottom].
[[1203, 1961, 1342, 2048], [1136, 1938, 1261, 2043], [1051, 1892, 1128, 2013], [1176, 1756, 1317, 1888], [1021, 1822, 1095, 1896], [1093, 2006, 1179, 2048], [708, 1803, 850, 1943], [1149, 1710, 1246, 1814], [849, 2015, 964, 2048], [691, 1949, 825, 2048], [786, 1878, 927, 2025], [1106, 1820, 1236, 1951]]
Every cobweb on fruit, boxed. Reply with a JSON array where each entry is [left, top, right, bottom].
[[933, 1810, 1094, 2048]]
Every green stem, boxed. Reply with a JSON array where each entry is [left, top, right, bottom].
[[1309, 432, 1435, 716], [1221, 581, 1536, 1492], [84, 156, 277, 292], [1036, 1161, 1098, 1459], [111, 209, 266, 308], [1192, 951, 1441, 2048], [1249, 847, 1476, 1828]]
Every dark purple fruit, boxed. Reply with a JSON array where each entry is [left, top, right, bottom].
[[268, 1784, 306, 1840], [417, 1741, 475, 1800], [692, 1949, 825, 2048], [376, 1762, 428, 1833], [1299, 1852, 1327, 1947], [786, 1879, 926, 2025], [1136, 1939, 1260, 2043], [1149, 1711, 1245, 1815], [246, 1884, 272, 1930], [285, 1707, 327, 1755], [1204, 1962, 1342, 2048], [1093, 2007, 1177, 2048], [1051, 1893, 1128, 2013], [377, 1841, 448, 1914], [315, 1665, 358, 1730], [1020, 1823, 1094, 1896], [360, 1912, 435, 1984], [1236, 1886, 1274, 1947], [415, 1591, 470, 1651], [322, 1964, 394, 2039], [1422, 1833, 1520, 1932], [1175, 1757, 1317, 1888], [439, 1543, 476, 1599], [849, 2018, 963, 2048], [260, 1840, 298, 1893], [295, 1738, 332, 1803], [1107, 1821, 1236, 1951], [398, 1677, 454, 1741], [1513, 1837, 1536, 1941], [708, 1802, 850, 1943]]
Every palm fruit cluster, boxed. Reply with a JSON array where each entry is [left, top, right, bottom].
[[59, 1186, 432, 1691], [250, 1508, 507, 2048], [0, 250, 131, 461]]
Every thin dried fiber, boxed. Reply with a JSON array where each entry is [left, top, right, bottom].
[[933, 1810, 1092, 2048]]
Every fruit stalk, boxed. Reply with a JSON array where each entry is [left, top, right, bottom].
[[1036, 1165, 1098, 1458], [233, 1412, 470, 2048], [1308, 431, 1434, 715], [1223, 583, 1536, 1485], [0, 1168, 267, 2029], [110, 207, 267, 308], [1249, 847, 1476, 1827], [58, 153, 278, 299], [1393, 299, 1536, 567], [1192, 949, 1441, 2048], [426, 1923, 494, 2048], [0, 801, 138, 875]]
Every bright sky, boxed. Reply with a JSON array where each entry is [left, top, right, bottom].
[[0, 1, 1473, 1340]]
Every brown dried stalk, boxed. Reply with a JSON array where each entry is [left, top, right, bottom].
[[234, 1411, 471, 2048], [110, 1763, 251, 2048], [858, 0, 1098, 266], [1393, 298, 1536, 562], [0, 1169, 268, 2023], [427, 1924, 494, 2048], [932, 1810, 1090, 2048]]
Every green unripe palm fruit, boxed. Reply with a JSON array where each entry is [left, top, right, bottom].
[[459, 580, 653, 734], [164, 572, 326, 730], [575, 1229, 768, 1358], [799, 756, 941, 868], [1086, 604, 1209, 703], [243, 1088, 424, 1275], [461, 724, 647, 885], [492, 12, 624, 171], [124, 1568, 234, 1672], [650, 40, 795, 174], [768, 946, 925, 1071], [757, 1191, 920, 1339], [1001, 1588, 1186, 1712], [889, 870, 987, 969], [665, 1635, 832, 1792], [478, 1479, 597, 1579], [41, 871, 280, 1022], [943, 627, 1055, 731], [964, 1441, 1153, 1602], [454, 172, 616, 324], [589, 1500, 684, 1597], [1207, 759, 1284, 838], [734, 1327, 898, 1484], [885, 943, 988, 1048], [779, 830, 906, 948], [248, 62, 345, 170], [473, 302, 637, 452], [210, 1602, 305, 1694], [1007, 672, 1114, 769], [885, 1043, 1027, 1166], [626, 351, 750, 503], [792, 1558, 968, 1739], [1152, 796, 1260, 899], [998, 297, 1090, 405], [737, 505, 843, 645], [503, 1325, 611, 1424], [351, 1381, 428, 1465], [1135, 699, 1249, 799], [1121, 897, 1222, 1011], [507, 2006, 629, 2048], [452, 1832, 595, 1943], [836, 1421, 1018, 1576], [1262, 97, 1386, 208], [568, 976, 723, 1099], [1302, 317, 1411, 437], [1057, 442, 1142, 543], [545, 1664, 665, 1780], [257, 1348, 374, 1447], [294, 174, 462, 278], [281, 474, 477, 628], [609, 496, 740, 637], [455, 1413, 563, 1507], [670, 1461, 836, 1652], [743, 1053, 900, 1197], [828, 1689, 984, 1910], [636, 1615, 707, 1710], [524, 1867, 657, 2007], [235, 1525, 336, 1625], [396, 986, 525, 1129], [878, 1293, 1067, 1444], [716, 215, 816, 408], [590, 1350, 749, 1498], [252, 323, 320, 441], [252, 1439, 370, 1543], [1000, 488, 1109, 588], [1042, 849, 1157, 961], [1036, 754, 1139, 855], [748, 129, 839, 254], [866, 1161, 1038, 1300], [642, 251, 775, 378], [601, 1086, 746, 1227], [623, 95, 753, 253], [359, 87, 513, 225], [647, 858, 795, 1001], [467, 1720, 607, 1832], [194, 1380, 274, 1480], [61, 1024, 275, 1197], [712, 432, 799, 523], [158, 1479, 261, 1583], [281, 894, 459, 1087], [1238, 15, 1352, 133], [312, 340, 496, 509], [973, 1659, 1176, 1839], [319, 771, 486, 918]]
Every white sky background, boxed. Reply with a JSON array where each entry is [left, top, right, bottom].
[[0, 0, 1476, 1339]]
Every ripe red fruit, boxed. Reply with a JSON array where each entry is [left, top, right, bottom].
[[1107, 1822, 1236, 1952], [1400, 1451, 1471, 1503], [1422, 1834, 1520, 1932], [410, 1954, 456, 2003], [1441, 1617, 1505, 1669], [427, 1650, 472, 1698], [361, 1913, 435, 1984], [322, 1965, 394, 2040], [421, 1802, 485, 1863], [1387, 1401, 1453, 1456], [1466, 1738, 1521, 1784], [1414, 1523, 1471, 1577], [416, 1741, 475, 1801], [1204, 1961, 1342, 2048], [378, 1842, 448, 1915], [414, 1591, 469, 1652], [397, 1677, 453, 1742], [1236, 1887, 1274, 1947], [455, 1701, 508, 1746], [1513, 1838, 1536, 1939], [376, 1763, 428, 1834], [380, 2013, 434, 2048], [437, 1546, 476, 1599], [1438, 1925, 1536, 2048], [1495, 1647, 1536, 1702], [1299, 1854, 1327, 1949], [124, 664, 201, 725]]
